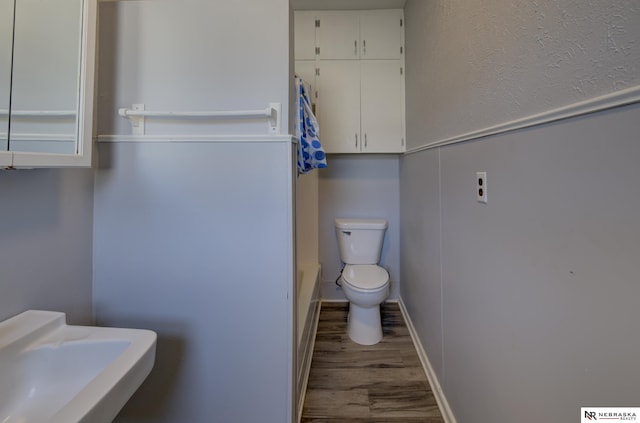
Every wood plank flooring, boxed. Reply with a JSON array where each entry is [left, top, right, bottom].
[[301, 302, 444, 423]]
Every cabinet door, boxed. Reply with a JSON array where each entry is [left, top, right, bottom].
[[294, 11, 316, 60], [317, 61, 360, 153], [317, 12, 360, 60], [361, 60, 404, 153], [360, 10, 403, 60]]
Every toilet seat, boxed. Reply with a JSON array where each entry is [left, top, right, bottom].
[[342, 264, 389, 292]]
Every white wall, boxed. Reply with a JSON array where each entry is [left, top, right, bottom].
[[399, 148, 442, 376], [94, 142, 294, 423], [319, 155, 400, 300], [97, 0, 290, 137], [0, 169, 94, 324], [93, 1, 295, 422], [402, 1, 640, 422], [402, 104, 640, 423]]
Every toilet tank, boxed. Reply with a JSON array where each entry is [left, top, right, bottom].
[[335, 218, 387, 264]]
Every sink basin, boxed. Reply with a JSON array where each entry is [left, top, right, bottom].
[[0, 310, 157, 423]]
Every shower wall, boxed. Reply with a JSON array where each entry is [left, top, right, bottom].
[[297, 171, 319, 265]]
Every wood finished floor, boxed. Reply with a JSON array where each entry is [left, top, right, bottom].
[[301, 302, 444, 423]]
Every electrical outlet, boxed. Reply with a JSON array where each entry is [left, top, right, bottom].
[[476, 172, 487, 203]]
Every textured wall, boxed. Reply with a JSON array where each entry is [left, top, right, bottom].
[[404, 0, 640, 149]]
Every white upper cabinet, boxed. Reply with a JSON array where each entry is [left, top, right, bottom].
[[316, 60, 404, 154], [295, 9, 405, 154], [294, 11, 317, 61], [317, 12, 360, 60], [317, 10, 402, 60], [316, 60, 361, 153], [360, 60, 404, 153], [359, 10, 403, 60]]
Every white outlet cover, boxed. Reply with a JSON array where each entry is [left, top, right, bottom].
[[476, 171, 487, 203]]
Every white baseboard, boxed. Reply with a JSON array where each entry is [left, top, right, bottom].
[[398, 297, 457, 423]]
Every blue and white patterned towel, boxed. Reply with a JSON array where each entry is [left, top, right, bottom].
[[296, 77, 327, 175]]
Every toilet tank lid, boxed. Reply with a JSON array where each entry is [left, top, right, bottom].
[[335, 218, 387, 230]]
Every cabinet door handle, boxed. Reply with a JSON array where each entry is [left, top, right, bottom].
[[364, 133, 368, 147], [363, 40, 366, 55], [355, 133, 358, 148], [354, 40, 357, 56]]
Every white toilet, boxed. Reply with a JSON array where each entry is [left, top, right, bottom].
[[335, 218, 390, 345]]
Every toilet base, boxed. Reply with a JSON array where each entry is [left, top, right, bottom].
[[347, 303, 383, 345]]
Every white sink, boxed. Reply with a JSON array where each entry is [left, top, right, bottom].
[[0, 310, 157, 423]]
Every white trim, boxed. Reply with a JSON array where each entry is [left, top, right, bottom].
[[438, 148, 445, 382], [398, 296, 457, 423], [0, 109, 76, 117], [297, 296, 320, 423], [2, 134, 76, 142], [11, 150, 92, 168], [74, 0, 97, 167], [287, 142, 297, 423], [96, 134, 296, 144], [405, 85, 640, 155]]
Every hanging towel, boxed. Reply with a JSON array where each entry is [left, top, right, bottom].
[[296, 76, 327, 175]]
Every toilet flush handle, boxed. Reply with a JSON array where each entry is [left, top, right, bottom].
[[342, 231, 351, 236]]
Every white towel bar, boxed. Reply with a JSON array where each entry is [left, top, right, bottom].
[[118, 103, 281, 135]]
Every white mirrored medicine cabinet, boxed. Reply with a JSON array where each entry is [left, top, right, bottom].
[[0, 0, 97, 169]]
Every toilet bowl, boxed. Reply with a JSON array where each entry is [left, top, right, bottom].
[[335, 218, 390, 345], [341, 264, 390, 345]]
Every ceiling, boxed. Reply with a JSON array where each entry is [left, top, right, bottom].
[[293, 0, 406, 10]]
